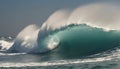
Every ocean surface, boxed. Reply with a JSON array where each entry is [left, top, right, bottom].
[[0, 24, 120, 69], [1, 3, 120, 69]]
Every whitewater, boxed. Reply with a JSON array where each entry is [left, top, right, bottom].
[[1, 3, 120, 69]]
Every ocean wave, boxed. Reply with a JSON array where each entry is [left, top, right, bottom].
[[1, 3, 120, 59]]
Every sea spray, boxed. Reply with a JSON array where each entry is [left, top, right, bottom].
[[7, 24, 40, 53]]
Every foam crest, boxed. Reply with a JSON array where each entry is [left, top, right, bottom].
[[68, 3, 120, 31], [40, 3, 120, 32], [8, 24, 40, 53]]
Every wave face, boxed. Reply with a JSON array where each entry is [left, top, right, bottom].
[[6, 3, 120, 59], [39, 24, 120, 59]]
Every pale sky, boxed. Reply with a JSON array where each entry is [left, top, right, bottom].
[[0, 0, 118, 36]]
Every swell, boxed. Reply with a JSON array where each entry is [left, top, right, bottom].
[[37, 24, 120, 59]]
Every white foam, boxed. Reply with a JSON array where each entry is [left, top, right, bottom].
[[8, 24, 40, 53], [0, 40, 14, 50], [0, 52, 26, 56], [0, 54, 114, 67]]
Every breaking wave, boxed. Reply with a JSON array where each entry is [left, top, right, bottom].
[[0, 3, 120, 60]]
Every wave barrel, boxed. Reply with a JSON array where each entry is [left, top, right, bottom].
[[47, 24, 120, 59]]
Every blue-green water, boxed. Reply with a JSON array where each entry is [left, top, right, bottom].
[[1, 24, 120, 69], [39, 24, 120, 60]]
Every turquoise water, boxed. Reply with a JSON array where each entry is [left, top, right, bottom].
[[38, 24, 120, 60]]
